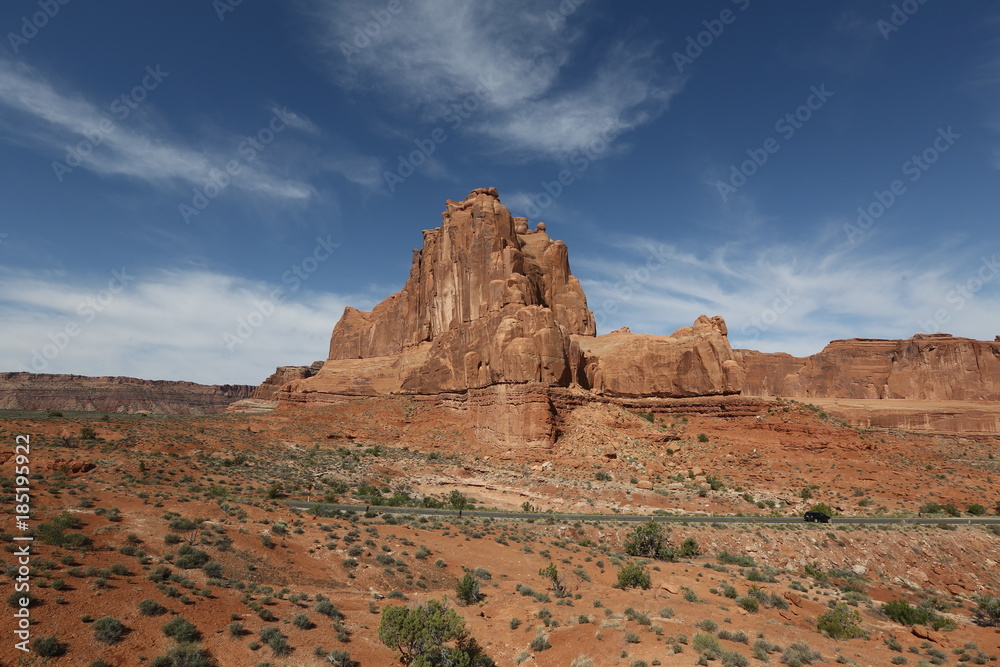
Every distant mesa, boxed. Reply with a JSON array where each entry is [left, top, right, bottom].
[[0, 372, 253, 414]]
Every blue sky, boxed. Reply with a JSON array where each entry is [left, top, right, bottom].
[[1, 1, 998, 385]]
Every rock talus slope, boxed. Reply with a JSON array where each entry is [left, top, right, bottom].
[[280, 188, 740, 446]]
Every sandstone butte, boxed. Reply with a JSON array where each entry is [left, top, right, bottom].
[[278, 187, 743, 447], [264, 187, 1000, 444]]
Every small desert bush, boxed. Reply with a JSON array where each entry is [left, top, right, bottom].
[[817, 603, 865, 639], [33, 635, 67, 657], [616, 563, 651, 590], [138, 598, 166, 616], [162, 616, 200, 642], [781, 641, 821, 666], [92, 616, 125, 644]]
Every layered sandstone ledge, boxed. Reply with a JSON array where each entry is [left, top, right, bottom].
[[0, 372, 253, 414], [797, 397, 1000, 435]]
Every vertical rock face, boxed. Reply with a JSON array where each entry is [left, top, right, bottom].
[[298, 187, 594, 406], [736, 334, 1000, 400], [280, 188, 742, 447], [327, 187, 594, 364]]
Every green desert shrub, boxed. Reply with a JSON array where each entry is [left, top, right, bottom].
[[616, 563, 651, 590], [33, 635, 67, 657], [456, 572, 483, 605], [973, 594, 1000, 626], [378, 599, 494, 665], [92, 616, 125, 644], [138, 598, 166, 616], [781, 641, 821, 666], [693, 632, 722, 656], [147, 643, 216, 667], [162, 616, 200, 642], [817, 603, 865, 639]]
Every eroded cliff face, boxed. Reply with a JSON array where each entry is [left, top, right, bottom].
[[250, 363, 323, 400], [279, 188, 741, 448], [320, 187, 593, 393], [736, 333, 1000, 401], [576, 317, 744, 398], [0, 373, 253, 414]]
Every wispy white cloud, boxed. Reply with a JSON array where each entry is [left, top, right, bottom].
[[576, 236, 1000, 357], [302, 0, 681, 160], [0, 266, 375, 385], [319, 151, 384, 189], [0, 58, 314, 199]]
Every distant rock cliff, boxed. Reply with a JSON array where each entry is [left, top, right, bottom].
[[279, 188, 740, 447], [0, 373, 253, 414], [736, 333, 1000, 401]]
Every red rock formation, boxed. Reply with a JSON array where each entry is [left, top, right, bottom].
[[576, 316, 743, 398], [281, 188, 741, 447], [736, 333, 1000, 400], [319, 187, 593, 394], [0, 373, 253, 414], [250, 362, 323, 400]]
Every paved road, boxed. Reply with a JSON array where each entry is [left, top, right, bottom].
[[282, 501, 1000, 526]]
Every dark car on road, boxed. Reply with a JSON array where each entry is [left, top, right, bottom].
[[804, 511, 831, 523]]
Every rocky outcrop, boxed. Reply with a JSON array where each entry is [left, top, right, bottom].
[[251, 362, 324, 400], [0, 373, 253, 414], [281, 188, 741, 448], [736, 334, 1000, 400], [575, 316, 743, 398], [317, 187, 593, 395], [227, 362, 325, 414]]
